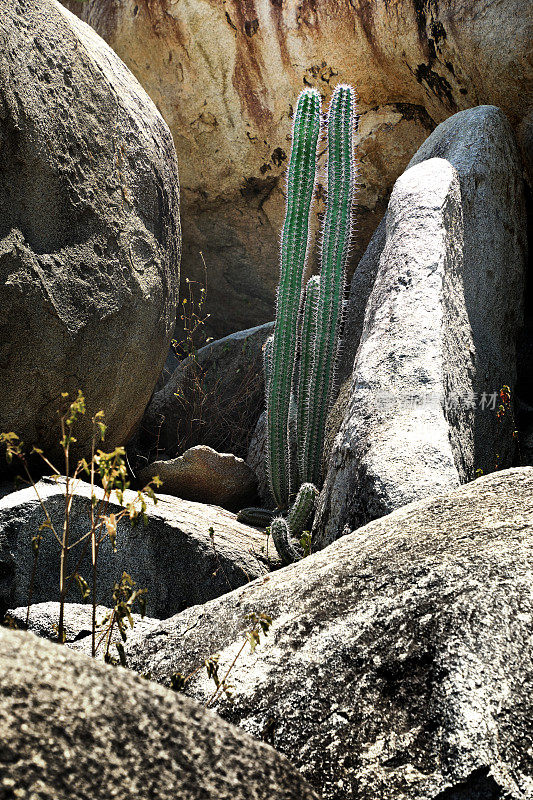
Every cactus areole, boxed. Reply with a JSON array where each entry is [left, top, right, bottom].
[[266, 84, 356, 511]]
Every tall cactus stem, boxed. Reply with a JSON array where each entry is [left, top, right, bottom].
[[266, 88, 321, 509], [296, 276, 320, 484], [301, 84, 356, 486]]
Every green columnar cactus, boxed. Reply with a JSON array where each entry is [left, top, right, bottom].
[[299, 84, 356, 487], [255, 83, 355, 564], [266, 88, 321, 509]]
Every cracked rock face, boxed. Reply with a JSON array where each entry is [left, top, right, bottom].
[[67, 0, 531, 338], [124, 467, 533, 800], [0, 0, 180, 471], [0, 627, 320, 800]]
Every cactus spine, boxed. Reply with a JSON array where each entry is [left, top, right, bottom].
[[299, 85, 356, 487], [263, 335, 273, 395], [266, 87, 321, 509]]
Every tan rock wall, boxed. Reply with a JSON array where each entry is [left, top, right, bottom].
[[69, 0, 532, 336]]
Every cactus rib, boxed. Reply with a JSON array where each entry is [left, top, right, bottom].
[[296, 276, 320, 483], [263, 335, 273, 396]]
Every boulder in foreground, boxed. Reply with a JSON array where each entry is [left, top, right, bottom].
[[0, 477, 277, 618], [0, 627, 319, 800], [125, 468, 533, 800]]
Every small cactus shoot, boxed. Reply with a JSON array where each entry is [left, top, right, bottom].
[[287, 482, 319, 537], [270, 516, 302, 566]]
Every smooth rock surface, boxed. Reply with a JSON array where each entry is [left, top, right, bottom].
[[137, 445, 258, 510], [315, 157, 471, 546], [316, 107, 526, 547], [125, 468, 533, 800], [67, 0, 531, 338], [0, 627, 320, 800], [0, 0, 180, 472], [138, 322, 273, 461], [0, 477, 278, 618]]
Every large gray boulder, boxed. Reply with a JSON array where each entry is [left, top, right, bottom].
[[315, 106, 526, 547], [0, 627, 319, 800], [315, 158, 471, 545], [0, 0, 180, 472], [125, 468, 533, 800], [0, 477, 278, 619], [138, 322, 273, 462]]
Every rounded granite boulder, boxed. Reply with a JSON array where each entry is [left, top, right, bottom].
[[0, 0, 180, 470]]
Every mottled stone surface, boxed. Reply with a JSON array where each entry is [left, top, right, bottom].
[[314, 158, 470, 546], [6, 601, 156, 650], [125, 468, 533, 800], [0, 627, 319, 800], [65, 0, 531, 338], [138, 322, 273, 461], [0, 0, 180, 472]]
